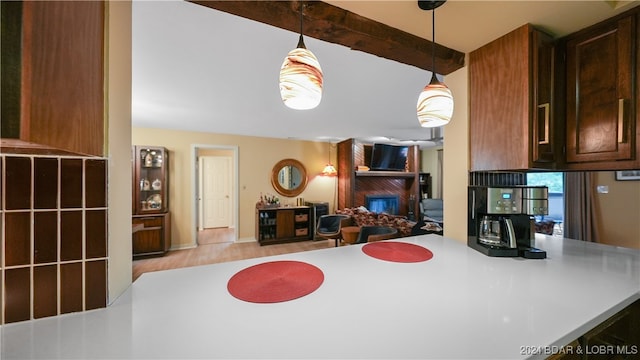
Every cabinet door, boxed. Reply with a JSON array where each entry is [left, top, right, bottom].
[[133, 228, 163, 255], [2, 1, 105, 155], [532, 29, 556, 164], [133, 146, 168, 214], [566, 15, 635, 163], [469, 24, 532, 171], [276, 209, 295, 239], [132, 216, 164, 255]]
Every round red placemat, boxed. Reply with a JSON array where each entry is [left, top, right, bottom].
[[227, 260, 324, 303], [362, 241, 433, 263]]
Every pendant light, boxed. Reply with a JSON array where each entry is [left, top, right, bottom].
[[279, 3, 323, 110], [321, 143, 337, 176], [321, 163, 338, 176], [417, 0, 454, 127]]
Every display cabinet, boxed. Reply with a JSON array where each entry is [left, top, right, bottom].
[[132, 146, 170, 257], [133, 146, 168, 214]]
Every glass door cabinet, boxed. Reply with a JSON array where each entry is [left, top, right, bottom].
[[133, 146, 168, 214], [132, 146, 170, 257]]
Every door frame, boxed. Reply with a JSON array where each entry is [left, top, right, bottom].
[[190, 144, 239, 245]]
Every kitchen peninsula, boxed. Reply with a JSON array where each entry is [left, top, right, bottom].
[[2, 234, 639, 359]]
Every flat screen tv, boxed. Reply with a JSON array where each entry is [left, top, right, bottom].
[[369, 143, 408, 171]]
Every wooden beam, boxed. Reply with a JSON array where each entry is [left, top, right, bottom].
[[187, 0, 465, 75]]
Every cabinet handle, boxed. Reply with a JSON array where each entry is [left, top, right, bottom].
[[618, 99, 625, 143], [538, 103, 550, 145]]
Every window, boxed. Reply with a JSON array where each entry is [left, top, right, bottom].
[[527, 172, 564, 235]]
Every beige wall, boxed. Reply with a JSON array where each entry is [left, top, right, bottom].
[[133, 127, 336, 248], [107, 0, 133, 303], [442, 64, 469, 243], [594, 171, 640, 249], [420, 146, 442, 198]]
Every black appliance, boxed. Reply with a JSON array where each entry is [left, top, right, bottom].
[[305, 201, 329, 240], [468, 186, 548, 259]]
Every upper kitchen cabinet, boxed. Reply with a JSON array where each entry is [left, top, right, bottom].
[[469, 24, 557, 171], [563, 11, 639, 170], [0, 1, 104, 156]]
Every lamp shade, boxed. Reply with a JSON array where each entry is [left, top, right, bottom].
[[417, 76, 454, 127], [279, 47, 323, 110], [321, 163, 337, 176]]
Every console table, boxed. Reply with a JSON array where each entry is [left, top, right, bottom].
[[255, 206, 312, 245]]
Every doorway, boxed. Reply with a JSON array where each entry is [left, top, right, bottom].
[[191, 144, 239, 245]]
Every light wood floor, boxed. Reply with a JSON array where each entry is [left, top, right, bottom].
[[132, 228, 334, 281]]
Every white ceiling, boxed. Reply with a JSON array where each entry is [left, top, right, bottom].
[[132, 0, 639, 147]]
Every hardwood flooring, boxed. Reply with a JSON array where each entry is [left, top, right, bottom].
[[196, 227, 234, 245], [132, 228, 334, 281]]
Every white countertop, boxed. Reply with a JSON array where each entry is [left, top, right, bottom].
[[2, 234, 639, 359]]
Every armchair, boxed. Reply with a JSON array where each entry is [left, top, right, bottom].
[[420, 198, 443, 223], [316, 214, 352, 247], [355, 226, 398, 244]]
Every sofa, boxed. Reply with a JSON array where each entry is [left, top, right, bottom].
[[335, 207, 417, 237]]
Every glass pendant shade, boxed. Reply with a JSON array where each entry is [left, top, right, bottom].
[[279, 46, 323, 110], [321, 163, 337, 176], [417, 0, 453, 127], [417, 74, 454, 127]]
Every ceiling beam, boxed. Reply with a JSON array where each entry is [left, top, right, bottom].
[[187, 0, 465, 75]]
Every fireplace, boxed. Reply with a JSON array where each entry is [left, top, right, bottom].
[[365, 194, 400, 215]]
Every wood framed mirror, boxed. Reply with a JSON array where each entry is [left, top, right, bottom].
[[271, 158, 308, 197]]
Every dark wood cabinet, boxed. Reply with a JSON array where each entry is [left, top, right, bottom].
[[564, 13, 638, 168], [532, 27, 557, 165], [578, 299, 640, 360], [132, 146, 169, 214], [0, 1, 105, 156], [132, 213, 171, 257], [132, 146, 170, 257], [469, 24, 557, 171], [256, 207, 312, 245]]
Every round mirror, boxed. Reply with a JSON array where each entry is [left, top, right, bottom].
[[271, 159, 308, 197]]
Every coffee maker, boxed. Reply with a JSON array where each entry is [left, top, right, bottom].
[[468, 186, 548, 259]]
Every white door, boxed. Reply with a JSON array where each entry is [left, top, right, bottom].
[[201, 156, 231, 229]]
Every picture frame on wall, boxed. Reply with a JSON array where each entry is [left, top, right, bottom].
[[615, 170, 640, 181]]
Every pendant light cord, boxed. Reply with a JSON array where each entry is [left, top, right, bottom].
[[430, 8, 437, 83], [297, 3, 306, 49]]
